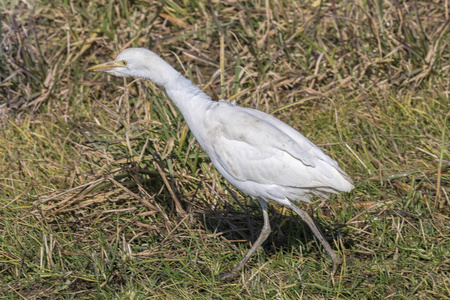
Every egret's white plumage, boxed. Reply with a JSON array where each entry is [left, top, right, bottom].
[[87, 48, 354, 280]]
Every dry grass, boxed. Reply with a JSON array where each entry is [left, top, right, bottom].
[[1, 0, 449, 298]]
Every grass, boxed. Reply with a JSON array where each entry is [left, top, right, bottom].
[[1, 0, 449, 298]]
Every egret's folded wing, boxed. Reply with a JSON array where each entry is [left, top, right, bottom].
[[240, 106, 352, 182], [204, 102, 352, 190]]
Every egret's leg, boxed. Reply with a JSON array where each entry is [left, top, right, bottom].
[[220, 198, 271, 281], [289, 203, 342, 275]]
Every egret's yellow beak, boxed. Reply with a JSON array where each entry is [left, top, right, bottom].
[[86, 60, 126, 72]]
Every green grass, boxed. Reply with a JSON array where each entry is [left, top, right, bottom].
[[1, 0, 449, 298]]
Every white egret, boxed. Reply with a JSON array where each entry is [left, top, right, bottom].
[[87, 48, 354, 280]]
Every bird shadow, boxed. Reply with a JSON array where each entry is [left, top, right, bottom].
[[107, 159, 355, 265], [198, 186, 354, 259]]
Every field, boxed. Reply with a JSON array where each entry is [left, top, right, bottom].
[[1, 0, 449, 298]]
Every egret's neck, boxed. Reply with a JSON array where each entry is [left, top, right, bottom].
[[159, 68, 214, 147], [164, 74, 213, 115]]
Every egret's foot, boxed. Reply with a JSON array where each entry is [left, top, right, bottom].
[[219, 269, 240, 281], [330, 252, 343, 276], [219, 262, 245, 281]]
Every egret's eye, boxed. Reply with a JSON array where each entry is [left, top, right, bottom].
[[119, 60, 127, 66]]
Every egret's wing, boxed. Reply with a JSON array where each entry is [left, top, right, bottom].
[[240, 105, 353, 182], [204, 101, 351, 190]]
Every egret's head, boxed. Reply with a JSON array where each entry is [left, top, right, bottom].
[[87, 48, 175, 85]]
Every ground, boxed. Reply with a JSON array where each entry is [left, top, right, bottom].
[[1, 0, 449, 298]]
